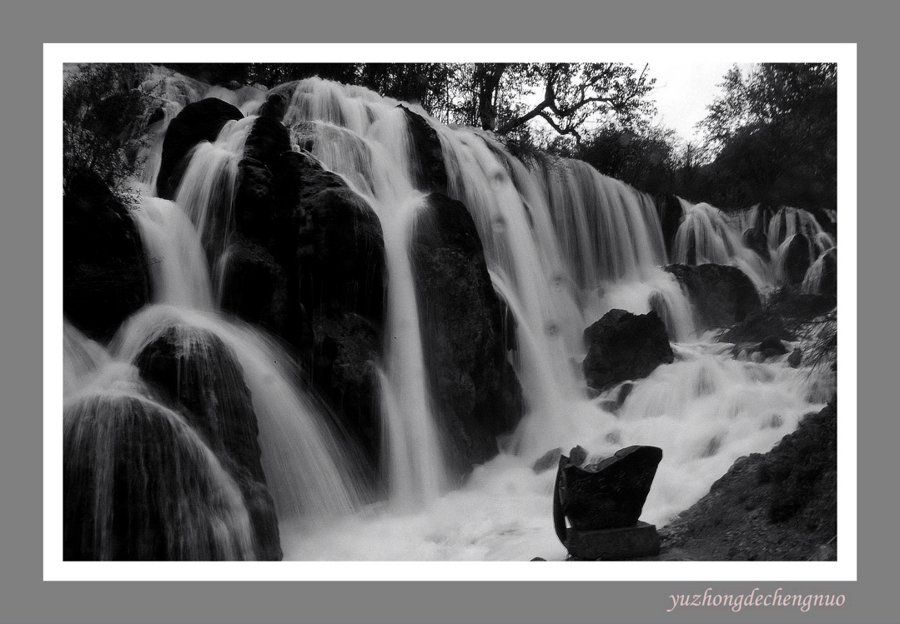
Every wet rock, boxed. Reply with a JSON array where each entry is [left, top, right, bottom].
[[757, 336, 789, 359], [788, 348, 803, 368], [274, 151, 386, 325], [582, 309, 674, 392], [219, 237, 289, 335], [411, 192, 524, 475], [742, 227, 771, 261], [400, 105, 447, 194], [783, 234, 813, 286], [665, 263, 762, 329], [259, 93, 287, 120], [134, 324, 281, 560], [310, 312, 383, 472], [244, 116, 292, 168], [64, 394, 260, 560], [814, 248, 837, 296], [654, 193, 684, 259], [532, 448, 563, 474], [63, 170, 150, 343], [157, 97, 244, 198], [553, 445, 663, 541]]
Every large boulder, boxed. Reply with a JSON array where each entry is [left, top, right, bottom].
[[553, 445, 663, 540], [156, 97, 243, 198], [665, 263, 762, 329], [411, 192, 524, 475], [63, 170, 150, 343], [258, 93, 287, 120], [218, 237, 289, 336], [263, 151, 387, 469], [64, 394, 259, 560], [134, 325, 281, 560], [582, 309, 674, 392], [273, 151, 387, 325], [233, 117, 292, 243], [400, 105, 447, 194]]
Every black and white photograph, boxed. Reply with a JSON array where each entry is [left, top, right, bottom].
[[56, 50, 847, 570]]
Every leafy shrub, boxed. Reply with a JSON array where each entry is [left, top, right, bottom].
[[63, 63, 155, 205]]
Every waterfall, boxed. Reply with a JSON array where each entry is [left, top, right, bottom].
[[131, 196, 214, 310], [64, 74, 837, 561], [174, 116, 256, 270], [673, 200, 773, 290], [285, 88, 449, 504], [112, 306, 365, 522]]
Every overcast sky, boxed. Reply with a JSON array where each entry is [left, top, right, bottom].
[[646, 62, 755, 144]]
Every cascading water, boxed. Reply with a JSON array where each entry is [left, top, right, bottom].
[[285, 91, 449, 505], [272, 78, 830, 560], [673, 200, 774, 290], [130, 196, 214, 310], [174, 116, 256, 272], [64, 74, 836, 561]]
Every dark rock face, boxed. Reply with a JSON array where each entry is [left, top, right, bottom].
[[309, 312, 383, 471], [665, 263, 762, 329], [659, 402, 836, 561], [757, 336, 789, 359], [783, 234, 812, 286], [219, 237, 289, 336], [813, 248, 837, 296], [243, 150, 387, 470], [411, 192, 524, 476], [271, 151, 386, 324], [259, 93, 287, 120], [400, 105, 447, 194], [64, 170, 150, 343], [553, 445, 663, 541], [742, 227, 771, 261], [157, 98, 244, 198], [582, 309, 674, 392], [64, 394, 259, 560], [134, 325, 281, 560], [532, 447, 563, 474], [654, 194, 684, 259]]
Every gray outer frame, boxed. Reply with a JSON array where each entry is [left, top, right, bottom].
[[4, 1, 891, 622]]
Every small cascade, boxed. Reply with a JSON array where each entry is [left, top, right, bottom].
[[63, 321, 111, 398], [113, 305, 365, 523], [131, 196, 214, 309], [673, 199, 773, 290], [174, 115, 256, 270], [767, 205, 835, 254]]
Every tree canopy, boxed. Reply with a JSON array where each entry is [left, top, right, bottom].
[[696, 63, 837, 210]]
